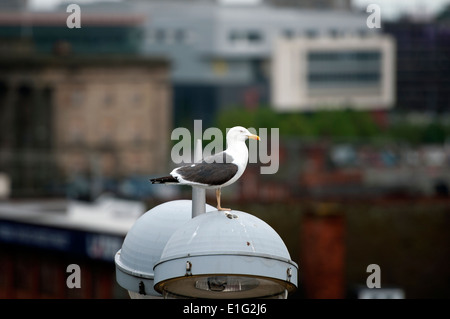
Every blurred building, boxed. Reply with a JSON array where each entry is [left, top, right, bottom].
[[131, 0, 352, 10], [262, 0, 351, 10], [0, 0, 28, 11], [0, 11, 145, 55], [0, 55, 171, 197], [0, 6, 172, 198], [272, 35, 396, 111], [383, 11, 450, 113], [121, 0, 379, 126], [0, 196, 144, 298], [44, 0, 383, 124]]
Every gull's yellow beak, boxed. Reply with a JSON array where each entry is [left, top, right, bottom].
[[248, 134, 260, 141]]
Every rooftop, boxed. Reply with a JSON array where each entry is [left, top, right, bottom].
[[0, 196, 144, 236], [0, 12, 146, 27], [0, 54, 169, 68]]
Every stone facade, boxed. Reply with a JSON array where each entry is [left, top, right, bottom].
[[0, 56, 171, 195]]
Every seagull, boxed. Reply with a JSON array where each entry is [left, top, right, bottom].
[[150, 126, 260, 211]]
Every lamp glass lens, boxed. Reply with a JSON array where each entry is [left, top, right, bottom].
[[161, 275, 288, 299], [195, 276, 259, 292]]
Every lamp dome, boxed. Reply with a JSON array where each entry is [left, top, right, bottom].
[[115, 200, 215, 297]]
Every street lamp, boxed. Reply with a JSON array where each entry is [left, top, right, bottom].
[[153, 210, 298, 299], [114, 200, 216, 298], [115, 140, 298, 298]]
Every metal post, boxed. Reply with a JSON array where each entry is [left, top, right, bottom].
[[192, 139, 206, 218]]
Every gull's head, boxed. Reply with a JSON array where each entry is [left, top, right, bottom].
[[226, 126, 260, 143]]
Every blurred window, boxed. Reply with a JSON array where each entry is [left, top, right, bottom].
[[329, 29, 340, 38], [229, 30, 263, 45], [164, 29, 175, 44], [131, 92, 142, 107], [68, 117, 84, 144], [70, 90, 84, 107], [247, 30, 263, 43], [309, 51, 381, 62], [149, 28, 191, 45], [103, 92, 115, 107], [282, 29, 295, 39], [229, 30, 246, 42], [307, 50, 382, 88], [146, 29, 156, 43], [155, 29, 165, 43], [308, 73, 380, 82], [305, 29, 318, 38], [175, 29, 185, 43]]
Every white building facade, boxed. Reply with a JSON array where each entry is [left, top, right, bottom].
[[272, 35, 396, 111]]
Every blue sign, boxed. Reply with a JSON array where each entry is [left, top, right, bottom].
[[0, 219, 124, 263]]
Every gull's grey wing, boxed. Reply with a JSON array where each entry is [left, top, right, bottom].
[[175, 161, 238, 186]]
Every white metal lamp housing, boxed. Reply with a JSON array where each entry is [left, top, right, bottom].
[[153, 210, 298, 299], [114, 200, 215, 298]]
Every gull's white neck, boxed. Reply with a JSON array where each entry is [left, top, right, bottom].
[[226, 139, 249, 166]]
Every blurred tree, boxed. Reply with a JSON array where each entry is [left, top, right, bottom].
[[423, 123, 447, 144], [214, 106, 450, 144], [215, 106, 381, 140], [385, 121, 422, 144], [278, 112, 314, 137]]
